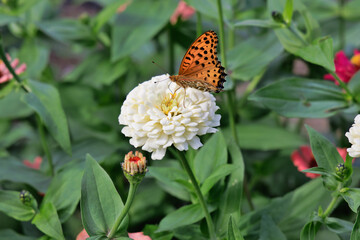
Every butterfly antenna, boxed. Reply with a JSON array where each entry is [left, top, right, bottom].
[[152, 60, 169, 73]]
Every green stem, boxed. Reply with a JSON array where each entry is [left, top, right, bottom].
[[227, 91, 239, 145], [216, 0, 227, 68], [330, 71, 354, 99], [0, 35, 30, 93], [228, 27, 235, 50], [216, 0, 238, 146], [196, 12, 202, 36], [322, 194, 340, 218], [243, 176, 255, 210], [108, 182, 139, 238], [288, 23, 307, 45], [36, 114, 54, 176], [176, 150, 216, 240], [338, 0, 345, 49]]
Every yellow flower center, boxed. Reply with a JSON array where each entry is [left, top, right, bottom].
[[160, 93, 180, 116], [351, 53, 360, 68]]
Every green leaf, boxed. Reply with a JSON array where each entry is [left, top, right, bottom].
[[111, 0, 177, 61], [259, 214, 286, 240], [184, 0, 219, 19], [143, 224, 174, 240], [0, 14, 18, 26], [194, 131, 227, 183], [157, 204, 204, 232], [306, 125, 344, 172], [0, 123, 33, 149], [0, 156, 50, 192], [0, 190, 36, 221], [227, 215, 244, 240], [18, 38, 49, 79], [0, 91, 33, 119], [325, 217, 353, 235], [283, 0, 293, 24], [81, 154, 126, 236], [296, 37, 335, 72], [36, 19, 94, 44], [92, 0, 128, 33], [238, 178, 331, 238], [200, 164, 238, 195], [302, 167, 335, 178], [23, 80, 71, 155], [351, 208, 360, 240], [233, 19, 283, 28], [216, 140, 244, 235], [250, 78, 347, 118], [342, 0, 360, 20], [52, 138, 118, 169], [32, 202, 64, 240], [341, 188, 360, 213], [348, 71, 360, 102], [236, 124, 305, 150], [0, 229, 36, 240], [300, 221, 321, 240], [147, 165, 190, 201], [42, 161, 83, 223], [227, 32, 283, 81], [64, 52, 128, 88], [269, 0, 321, 48]]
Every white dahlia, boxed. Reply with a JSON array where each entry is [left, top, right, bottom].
[[346, 114, 360, 157], [119, 74, 221, 160]]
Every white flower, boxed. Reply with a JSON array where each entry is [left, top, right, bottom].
[[345, 114, 360, 157], [119, 74, 221, 160]]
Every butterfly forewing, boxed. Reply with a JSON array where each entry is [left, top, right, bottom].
[[172, 30, 226, 93]]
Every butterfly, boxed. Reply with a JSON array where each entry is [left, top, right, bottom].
[[169, 30, 226, 93]]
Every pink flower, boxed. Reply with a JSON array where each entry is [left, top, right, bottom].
[[76, 229, 88, 240], [170, 0, 195, 25], [291, 145, 348, 178], [128, 232, 152, 240], [76, 229, 152, 240], [23, 156, 42, 170], [324, 49, 360, 84], [0, 54, 26, 84], [117, 1, 131, 13]]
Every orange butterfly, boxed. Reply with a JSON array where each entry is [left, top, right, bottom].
[[170, 30, 226, 93]]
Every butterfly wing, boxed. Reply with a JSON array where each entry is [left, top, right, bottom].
[[176, 30, 226, 93]]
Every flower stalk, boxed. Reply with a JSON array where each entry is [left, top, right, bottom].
[[107, 182, 139, 238], [108, 151, 147, 238], [175, 150, 216, 240], [321, 194, 340, 218]]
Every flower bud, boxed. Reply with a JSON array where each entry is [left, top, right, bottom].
[[19, 190, 37, 209], [122, 151, 148, 184], [79, 13, 90, 25], [271, 11, 285, 24], [336, 163, 348, 178]]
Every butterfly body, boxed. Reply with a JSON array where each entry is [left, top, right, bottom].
[[170, 30, 226, 93]]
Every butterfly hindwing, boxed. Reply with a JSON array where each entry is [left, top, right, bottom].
[[177, 63, 226, 93]]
